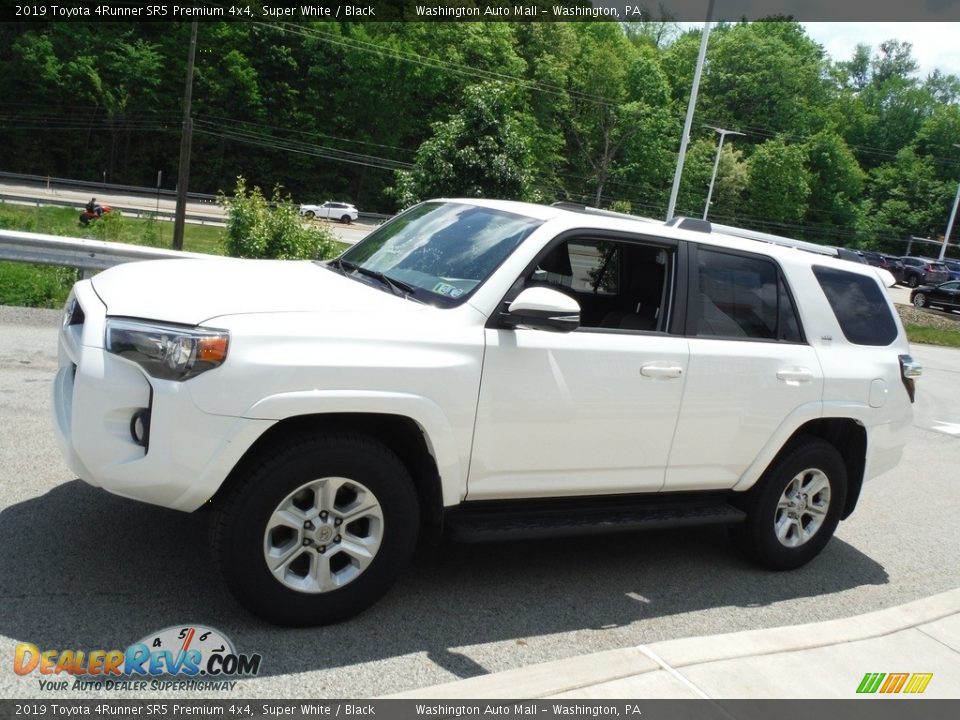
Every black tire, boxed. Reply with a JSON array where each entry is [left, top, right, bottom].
[[730, 436, 847, 571], [212, 433, 419, 626], [913, 293, 927, 308], [304, 211, 316, 219], [340, 214, 352, 224], [908, 275, 919, 288]]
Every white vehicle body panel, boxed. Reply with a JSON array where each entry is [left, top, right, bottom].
[[52, 198, 916, 518]]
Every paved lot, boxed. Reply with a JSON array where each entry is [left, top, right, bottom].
[[0, 305, 958, 700]]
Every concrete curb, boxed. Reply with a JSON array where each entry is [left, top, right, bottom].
[[385, 588, 960, 699]]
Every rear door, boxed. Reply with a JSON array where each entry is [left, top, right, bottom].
[[665, 246, 823, 490]]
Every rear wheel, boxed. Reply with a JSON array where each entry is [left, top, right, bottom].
[[212, 433, 419, 626], [340, 214, 352, 224], [731, 437, 847, 570]]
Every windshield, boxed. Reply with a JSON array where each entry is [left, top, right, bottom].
[[335, 201, 542, 306]]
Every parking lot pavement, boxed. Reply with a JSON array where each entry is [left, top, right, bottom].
[[1, 306, 958, 700], [387, 588, 960, 698]]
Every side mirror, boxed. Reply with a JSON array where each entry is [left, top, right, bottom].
[[501, 286, 580, 333]]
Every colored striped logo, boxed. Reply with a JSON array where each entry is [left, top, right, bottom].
[[857, 672, 933, 694]]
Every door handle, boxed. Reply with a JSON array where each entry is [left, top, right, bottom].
[[777, 367, 814, 385], [640, 363, 684, 379]]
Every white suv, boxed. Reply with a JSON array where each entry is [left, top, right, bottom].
[[52, 199, 921, 625], [299, 200, 359, 223]]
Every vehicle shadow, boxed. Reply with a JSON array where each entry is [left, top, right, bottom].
[[0, 480, 888, 682]]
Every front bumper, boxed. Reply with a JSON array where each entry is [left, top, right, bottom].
[[51, 282, 273, 512]]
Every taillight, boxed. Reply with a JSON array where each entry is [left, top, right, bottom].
[[899, 354, 922, 403]]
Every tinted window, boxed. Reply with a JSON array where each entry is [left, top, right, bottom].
[[813, 266, 898, 346], [696, 249, 802, 342]]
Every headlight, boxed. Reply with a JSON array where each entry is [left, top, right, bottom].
[[105, 318, 229, 381]]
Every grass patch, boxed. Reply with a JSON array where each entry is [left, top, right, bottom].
[[0, 262, 78, 308], [0, 202, 224, 254], [1, 202, 227, 308], [905, 324, 960, 348]]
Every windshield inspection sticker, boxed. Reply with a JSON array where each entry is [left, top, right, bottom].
[[432, 282, 461, 298]]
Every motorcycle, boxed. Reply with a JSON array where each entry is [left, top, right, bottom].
[[79, 203, 112, 227]]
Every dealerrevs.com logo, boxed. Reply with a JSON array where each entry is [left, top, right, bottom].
[[14, 625, 262, 692]]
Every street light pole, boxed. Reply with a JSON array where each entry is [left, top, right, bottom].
[[939, 143, 960, 261], [666, 0, 715, 221], [703, 126, 744, 220]]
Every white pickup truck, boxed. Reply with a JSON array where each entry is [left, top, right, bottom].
[[52, 199, 920, 625]]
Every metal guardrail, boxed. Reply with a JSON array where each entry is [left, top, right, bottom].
[[0, 193, 224, 225], [0, 228, 217, 276], [0, 170, 219, 204]]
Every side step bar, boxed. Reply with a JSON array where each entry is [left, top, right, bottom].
[[444, 493, 745, 543]]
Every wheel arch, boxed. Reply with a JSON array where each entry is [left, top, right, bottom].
[[210, 413, 445, 537], [744, 418, 866, 520]]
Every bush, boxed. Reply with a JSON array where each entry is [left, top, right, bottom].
[[219, 177, 338, 260]]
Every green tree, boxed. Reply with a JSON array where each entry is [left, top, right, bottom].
[[388, 81, 534, 207], [803, 131, 865, 234], [745, 139, 811, 227]]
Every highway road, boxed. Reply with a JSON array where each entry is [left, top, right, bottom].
[[1, 305, 959, 700], [0, 182, 374, 246]]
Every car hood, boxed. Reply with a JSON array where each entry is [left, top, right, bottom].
[[91, 258, 421, 326]]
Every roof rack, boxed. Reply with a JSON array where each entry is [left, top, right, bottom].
[[664, 216, 711, 234], [711, 222, 837, 257], [550, 201, 659, 224], [551, 202, 842, 259]]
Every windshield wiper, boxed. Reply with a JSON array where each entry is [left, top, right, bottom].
[[328, 258, 421, 301], [353, 266, 420, 299]]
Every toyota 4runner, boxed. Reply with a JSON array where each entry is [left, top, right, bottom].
[[52, 199, 921, 625]]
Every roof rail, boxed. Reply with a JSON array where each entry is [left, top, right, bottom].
[[711, 222, 837, 257], [664, 216, 712, 234], [550, 201, 659, 224]]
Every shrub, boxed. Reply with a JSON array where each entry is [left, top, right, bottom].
[[219, 177, 338, 260]]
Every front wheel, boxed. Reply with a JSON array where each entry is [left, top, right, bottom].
[[303, 211, 316, 219], [908, 275, 919, 288], [212, 433, 420, 626], [731, 437, 847, 571], [913, 293, 927, 308]]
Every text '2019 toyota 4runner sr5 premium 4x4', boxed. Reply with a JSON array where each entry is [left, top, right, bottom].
[[53, 199, 921, 625]]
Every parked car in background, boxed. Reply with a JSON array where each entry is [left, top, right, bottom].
[[300, 201, 359, 224], [942, 259, 960, 281], [911, 280, 960, 312], [900, 256, 950, 288], [862, 252, 905, 285]]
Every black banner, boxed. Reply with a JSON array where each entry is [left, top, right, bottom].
[[3, 0, 960, 23], [2, 700, 960, 720]]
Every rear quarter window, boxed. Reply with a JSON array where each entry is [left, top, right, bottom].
[[813, 266, 898, 346]]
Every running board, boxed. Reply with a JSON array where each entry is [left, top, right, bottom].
[[444, 493, 745, 543]]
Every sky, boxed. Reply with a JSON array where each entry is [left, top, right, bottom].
[[803, 22, 960, 79]]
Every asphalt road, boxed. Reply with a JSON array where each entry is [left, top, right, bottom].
[[0, 182, 374, 246], [1, 305, 958, 700]]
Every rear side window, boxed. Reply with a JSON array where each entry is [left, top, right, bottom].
[[696, 249, 803, 342], [813, 266, 897, 346]]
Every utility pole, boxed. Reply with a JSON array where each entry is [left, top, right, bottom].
[[173, 21, 198, 251], [939, 144, 960, 261], [666, 0, 714, 221], [703, 126, 745, 220]]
